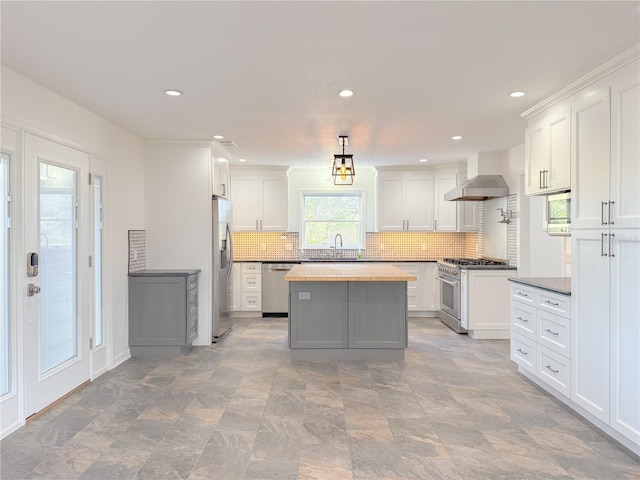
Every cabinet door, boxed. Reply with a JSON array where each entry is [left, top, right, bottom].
[[406, 176, 434, 231], [260, 177, 287, 230], [378, 177, 406, 231], [609, 230, 640, 443], [231, 177, 260, 230], [571, 88, 611, 230], [547, 107, 571, 193], [524, 119, 547, 195], [424, 263, 440, 311], [571, 230, 610, 422], [433, 174, 457, 231], [289, 282, 348, 348], [349, 282, 407, 349], [610, 68, 640, 229], [393, 263, 423, 311]]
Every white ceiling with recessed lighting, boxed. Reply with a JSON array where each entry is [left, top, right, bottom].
[[1, 1, 638, 168]]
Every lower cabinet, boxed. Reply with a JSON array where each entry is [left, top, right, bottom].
[[230, 262, 262, 315], [289, 281, 407, 350], [128, 270, 200, 356], [392, 262, 439, 314]]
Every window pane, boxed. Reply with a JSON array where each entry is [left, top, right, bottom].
[[94, 176, 103, 347], [40, 162, 77, 372], [304, 195, 360, 221], [1, 154, 10, 396], [302, 193, 362, 249], [305, 221, 360, 248]]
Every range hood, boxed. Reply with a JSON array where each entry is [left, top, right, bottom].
[[444, 175, 509, 201]]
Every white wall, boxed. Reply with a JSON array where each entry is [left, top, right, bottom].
[[1, 66, 146, 367], [483, 197, 508, 259], [287, 166, 378, 232], [144, 144, 212, 345]]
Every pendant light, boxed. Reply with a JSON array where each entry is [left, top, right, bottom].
[[332, 135, 355, 185]]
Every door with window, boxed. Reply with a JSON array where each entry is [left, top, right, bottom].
[[23, 133, 90, 416]]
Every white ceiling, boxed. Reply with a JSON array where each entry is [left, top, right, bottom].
[[2, 1, 639, 168]]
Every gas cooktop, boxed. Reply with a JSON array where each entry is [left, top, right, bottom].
[[442, 258, 507, 266]]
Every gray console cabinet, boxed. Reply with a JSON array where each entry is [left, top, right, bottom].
[[129, 270, 200, 356]]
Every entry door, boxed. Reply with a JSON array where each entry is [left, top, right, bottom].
[[24, 133, 90, 416]]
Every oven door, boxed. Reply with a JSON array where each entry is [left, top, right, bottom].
[[437, 275, 460, 320]]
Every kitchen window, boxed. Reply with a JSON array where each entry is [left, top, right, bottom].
[[301, 192, 363, 249]]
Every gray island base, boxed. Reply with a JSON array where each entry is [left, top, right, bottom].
[[286, 264, 416, 361]]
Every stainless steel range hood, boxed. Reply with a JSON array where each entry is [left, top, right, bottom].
[[444, 175, 509, 201]]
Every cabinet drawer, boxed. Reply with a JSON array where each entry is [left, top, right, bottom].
[[538, 291, 570, 318], [537, 345, 570, 397], [242, 263, 261, 274], [187, 274, 198, 291], [241, 292, 261, 311], [511, 284, 536, 305], [242, 274, 262, 292], [537, 310, 570, 358], [187, 314, 198, 342], [511, 302, 537, 340], [511, 332, 536, 374]]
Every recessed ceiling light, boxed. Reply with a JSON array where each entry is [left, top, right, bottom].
[[419, 158, 428, 163], [238, 158, 247, 162], [165, 90, 182, 96], [509, 91, 525, 98], [338, 89, 354, 98], [213, 135, 224, 140], [452, 135, 463, 141], [217, 158, 228, 163]]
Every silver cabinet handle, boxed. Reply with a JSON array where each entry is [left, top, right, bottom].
[[609, 233, 615, 257], [601, 233, 608, 256], [434, 219, 438, 230], [539, 170, 543, 189], [544, 300, 559, 306], [222, 184, 226, 196], [544, 328, 559, 336], [609, 201, 614, 225], [516, 316, 528, 322], [517, 291, 528, 297], [260, 220, 263, 230], [601, 202, 608, 225], [545, 170, 549, 188], [545, 365, 559, 374], [256, 220, 259, 230], [517, 348, 528, 356]]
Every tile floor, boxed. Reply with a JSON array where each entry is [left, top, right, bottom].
[[1, 318, 638, 480]]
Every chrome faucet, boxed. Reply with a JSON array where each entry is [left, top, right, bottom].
[[333, 233, 343, 258]]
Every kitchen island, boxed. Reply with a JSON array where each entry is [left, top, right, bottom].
[[285, 263, 417, 361]]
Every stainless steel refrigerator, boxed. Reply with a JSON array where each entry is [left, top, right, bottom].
[[212, 195, 233, 341]]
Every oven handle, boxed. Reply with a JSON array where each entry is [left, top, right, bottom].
[[436, 276, 460, 287]]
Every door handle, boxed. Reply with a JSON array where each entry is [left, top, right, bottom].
[[539, 170, 543, 189], [406, 220, 409, 230], [608, 201, 614, 225], [27, 283, 41, 296], [601, 202, 608, 225], [256, 220, 259, 230], [434, 219, 438, 230], [601, 233, 608, 257], [544, 170, 549, 188], [609, 233, 615, 257]]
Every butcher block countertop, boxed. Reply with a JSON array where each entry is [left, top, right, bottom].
[[285, 263, 417, 282]]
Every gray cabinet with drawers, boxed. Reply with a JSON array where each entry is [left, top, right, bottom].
[[128, 269, 200, 356]]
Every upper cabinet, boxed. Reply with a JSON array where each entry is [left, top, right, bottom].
[[572, 61, 640, 230], [212, 158, 230, 198], [230, 169, 288, 231], [433, 173, 458, 231], [457, 173, 478, 232], [378, 171, 433, 231], [524, 106, 571, 195]]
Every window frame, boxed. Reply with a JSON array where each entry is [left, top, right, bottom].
[[300, 191, 365, 250]]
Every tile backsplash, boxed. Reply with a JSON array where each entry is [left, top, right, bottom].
[[128, 230, 147, 273]]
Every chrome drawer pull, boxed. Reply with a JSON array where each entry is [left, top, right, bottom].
[[601, 202, 608, 225], [516, 316, 528, 323], [517, 348, 528, 356], [544, 328, 559, 336], [545, 300, 559, 306], [517, 292, 528, 297], [545, 365, 559, 374], [609, 201, 614, 225]]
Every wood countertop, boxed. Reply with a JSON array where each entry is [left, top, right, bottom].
[[285, 263, 417, 282]]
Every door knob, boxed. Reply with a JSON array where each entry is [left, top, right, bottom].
[[27, 283, 41, 296]]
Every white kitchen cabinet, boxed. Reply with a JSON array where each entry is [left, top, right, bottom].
[[212, 158, 230, 198], [424, 263, 440, 312], [433, 173, 457, 231], [456, 174, 478, 232], [230, 170, 288, 231], [524, 106, 571, 195], [230, 262, 262, 315], [461, 269, 513, 339], [572, 229, 640, 443], [378, 172, 433, 231], [572, 61, 639, 230]]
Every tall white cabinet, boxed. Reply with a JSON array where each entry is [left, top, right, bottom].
[[570, 59, 640, 451]]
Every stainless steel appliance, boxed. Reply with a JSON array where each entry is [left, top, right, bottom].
[[547, 192, 571, 236], [262, 263, 298, 316], [443, 175, 509, 201], [436, 258, 508, 333], [212, 195, 233, 341]]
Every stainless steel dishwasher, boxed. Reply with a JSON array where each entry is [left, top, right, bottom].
[[261, 263, 299, 316]]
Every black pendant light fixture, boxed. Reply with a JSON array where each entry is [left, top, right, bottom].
[[332, 135, 355, 185]]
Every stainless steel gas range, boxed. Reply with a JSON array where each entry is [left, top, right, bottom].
[[436, 258, 511, 334]]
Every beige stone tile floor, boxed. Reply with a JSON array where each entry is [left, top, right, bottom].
[[1, 317, 638, 479]]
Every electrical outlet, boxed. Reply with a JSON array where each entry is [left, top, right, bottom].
[[421, 243, 427, 251], [261, 243, 267, 251]]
